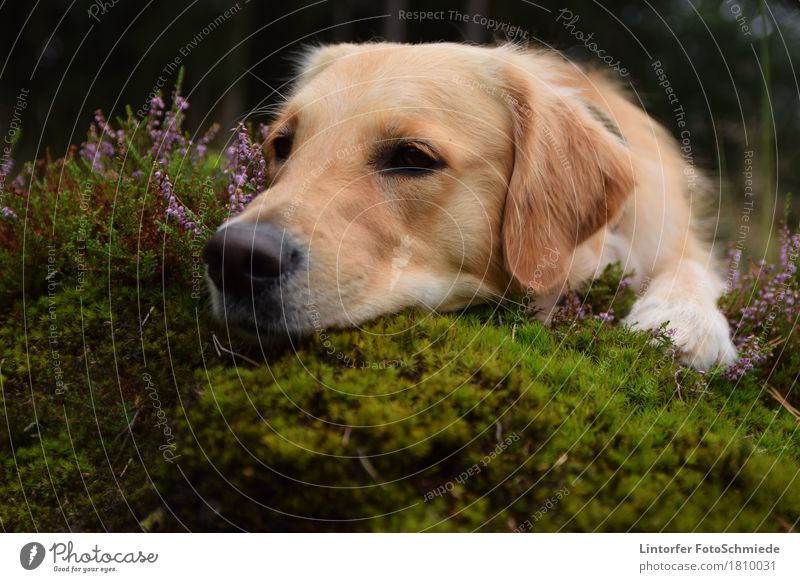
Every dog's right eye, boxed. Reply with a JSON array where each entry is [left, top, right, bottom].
[[380, 143, 441, 176], [272, 135, 293, 161]]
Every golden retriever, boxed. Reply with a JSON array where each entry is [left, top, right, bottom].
[[203, 42, 737, 369]]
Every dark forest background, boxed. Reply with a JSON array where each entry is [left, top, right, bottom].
[[2, 0, 798, 255]]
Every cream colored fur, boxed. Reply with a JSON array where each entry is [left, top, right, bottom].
[[222, 42, 736, 369]]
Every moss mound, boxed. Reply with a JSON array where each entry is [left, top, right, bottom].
[[151, 312, 800, 532], [1, 94, 799, 532]]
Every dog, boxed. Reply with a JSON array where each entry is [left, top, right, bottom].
[[203, 42, 737, 369]]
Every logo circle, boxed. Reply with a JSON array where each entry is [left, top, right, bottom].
[[20, 542, 46, 570]]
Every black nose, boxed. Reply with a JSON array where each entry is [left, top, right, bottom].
[[203, 222, 300, 297]]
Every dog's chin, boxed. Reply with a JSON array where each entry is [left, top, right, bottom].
[[225, 315, 304, 349], [207, 291, 314, 353]]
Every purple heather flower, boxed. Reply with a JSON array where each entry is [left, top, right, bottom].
[[733, 227, 800, 331], [551, 291, 590, 323], [191, 123, 219, 163], [723, 334, 770, 381], [1, 157, 13, 177], [649, 326, 676, 344], [2, 206, 17, 220], [146, 93, 191, 165], [79, 109, 120, 176], [154, 164, 201, 236], [596, 309, 614, 323], [722, 224, 800, 379], [10, 164, 32, 189], [224, 122, 269, 215]]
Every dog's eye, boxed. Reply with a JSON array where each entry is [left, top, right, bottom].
[[383, 144, 440, 175], [272, 135, 293, 161]]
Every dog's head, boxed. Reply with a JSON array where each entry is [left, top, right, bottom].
[[203, 43, 633, 342]]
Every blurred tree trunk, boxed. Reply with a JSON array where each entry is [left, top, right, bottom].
[[464, 0, 489, 43], [221, 0, 247, 132], [332, 2, 354, 42], [384, 0, 408, 42], [758, 0, 776, 259]]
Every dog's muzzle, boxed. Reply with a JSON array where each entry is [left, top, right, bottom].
[[203, 222, 302, 301]]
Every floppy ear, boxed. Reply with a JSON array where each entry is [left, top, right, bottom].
[[500, 64, 634, 294]]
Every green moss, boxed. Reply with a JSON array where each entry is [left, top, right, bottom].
[[136, 310, 798, 532], [1, 107, 799, 533]]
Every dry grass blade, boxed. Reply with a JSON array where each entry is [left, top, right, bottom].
[[765, 384, 800, 423], [211, 333, 260, 366]]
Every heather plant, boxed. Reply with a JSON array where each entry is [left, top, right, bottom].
[[720, 218, 800, 384], [225, 121, 269, 214], [1, 88, 799, 532], [0, 80, 271, 304], [548, 262, 637, 326]]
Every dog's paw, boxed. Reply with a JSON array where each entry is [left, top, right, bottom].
[[624, 297, 737, 370], [527, 292, 561, 324]]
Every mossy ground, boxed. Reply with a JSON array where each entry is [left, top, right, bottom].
[[1, 106, 799, 532]]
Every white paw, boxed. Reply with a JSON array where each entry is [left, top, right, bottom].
[[624, 296, 737, 370], [529, 292, 561, 324]]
